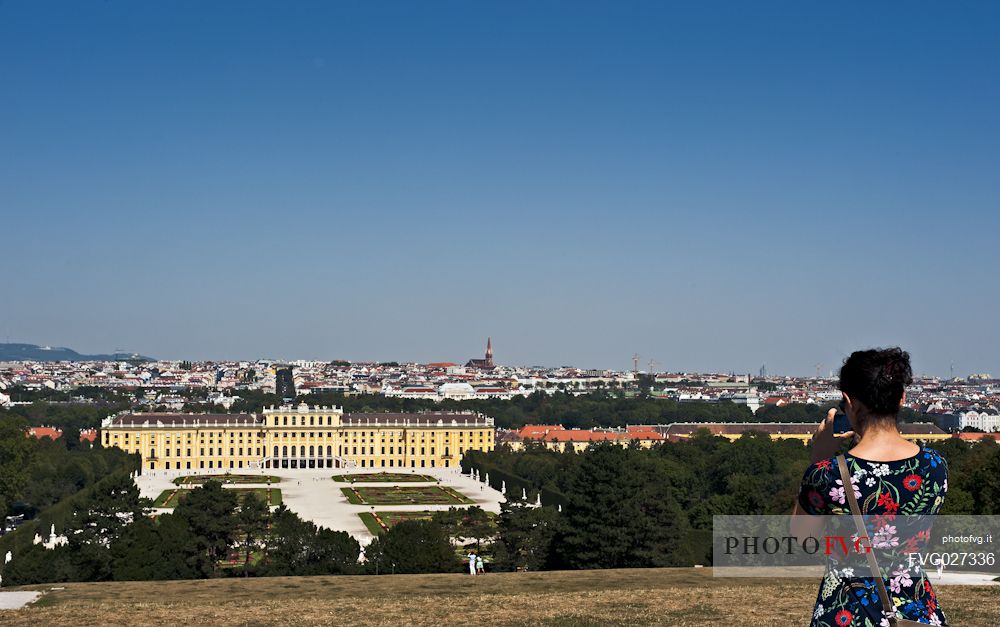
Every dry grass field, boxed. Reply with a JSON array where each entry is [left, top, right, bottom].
[[5, 568, 998, 626]]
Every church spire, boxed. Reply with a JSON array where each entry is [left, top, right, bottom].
[[485, 337, 493, 367]]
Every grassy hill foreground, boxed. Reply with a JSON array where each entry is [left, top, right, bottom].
[[5, 568, 999, 626]]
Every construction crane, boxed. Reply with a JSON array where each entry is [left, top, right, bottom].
[[648, 358, 659, 374], [632, 353, 640, 374], [815, 363, 822, 379]]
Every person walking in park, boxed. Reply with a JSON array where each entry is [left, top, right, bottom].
[[476, 554, 485, 575], [467, 551, 477, 575]]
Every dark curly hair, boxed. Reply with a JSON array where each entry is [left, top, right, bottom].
[[839, 348, 913, 427]]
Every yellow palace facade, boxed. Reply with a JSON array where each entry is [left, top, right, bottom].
[[100, 404, 495, 471]]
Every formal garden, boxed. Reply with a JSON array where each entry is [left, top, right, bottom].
[[172, 474, 281, 486], [358, 510, 434, 535], [154, 487, 283, 508], [341, 485, 474, 506], [331, 472, 436, 483]]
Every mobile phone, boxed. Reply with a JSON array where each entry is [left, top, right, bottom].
[[833, 400, 851, 434]]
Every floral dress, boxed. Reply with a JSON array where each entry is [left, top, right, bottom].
[[798, 448, 949, 626]]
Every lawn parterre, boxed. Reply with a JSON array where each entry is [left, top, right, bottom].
[[340, 485, 474, 506], [331, 472, 436, 483], [358, 510, 435, 534], [172, 474, 281, 485], [153, 488, 283, 508]]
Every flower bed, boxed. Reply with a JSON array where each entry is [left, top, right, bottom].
[[339, 485, 473, 506]]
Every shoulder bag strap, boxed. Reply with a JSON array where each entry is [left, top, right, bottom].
[[836, 454, 899, 626]]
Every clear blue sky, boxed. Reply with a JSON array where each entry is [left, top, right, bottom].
[[2, 2, 998, 376]]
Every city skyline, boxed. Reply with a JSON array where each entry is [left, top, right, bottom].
[[3, 3, 999, 377], [0, 338, 984, 380]]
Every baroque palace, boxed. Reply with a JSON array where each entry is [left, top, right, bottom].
[[101, 404, 495, 471]]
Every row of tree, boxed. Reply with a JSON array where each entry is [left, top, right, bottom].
[[1, 478, 364, 585], [467, 434, 1000, 570], [0, 416, 137, 525]]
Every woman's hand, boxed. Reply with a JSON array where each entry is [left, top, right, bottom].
[[809, 408, 855, 464]]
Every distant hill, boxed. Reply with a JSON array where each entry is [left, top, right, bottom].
[[0, 343, 152, 362]]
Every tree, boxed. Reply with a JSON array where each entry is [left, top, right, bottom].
[[0, 417, 34, 519], [1, 543, 76, 586], [236, 493, 270, 576], [554, 444, 690, 569], [111, 514, 199, 581], [364, 520, 459, 574], [493, 501, 559, 571], [69, 472, 149, 547], [62, 426, 82, 451], [260, 506, 359, 576], [173, 480, 239, 576]]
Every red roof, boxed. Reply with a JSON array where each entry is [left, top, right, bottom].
[[28, 426, 62, 439], [953, 433, 1000, 441], [516, 425, 561, 439]]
